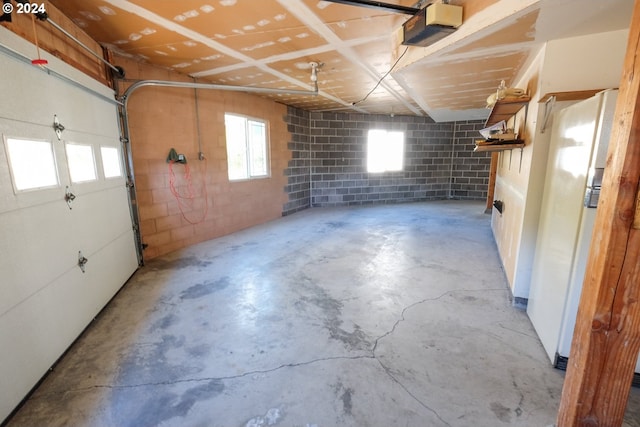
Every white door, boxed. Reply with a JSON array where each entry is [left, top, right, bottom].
[[0, 28, 138, 422], [526, 94, 603, 363]]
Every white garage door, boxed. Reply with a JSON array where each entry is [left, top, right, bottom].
[[0, 29, 138, 422]]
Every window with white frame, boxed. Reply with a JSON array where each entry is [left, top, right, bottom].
[[367, 129, 405, 173], [100, 146, 123, 178], [5, 137, 59, 192], [65, 143, 97, 183], [224, 113, 269, 181]]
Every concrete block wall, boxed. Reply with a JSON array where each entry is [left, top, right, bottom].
[[451, 120, 491, 199], [118, 57, 290, 260], [308, 112, 463, 207], [283, 106, 311, 216]]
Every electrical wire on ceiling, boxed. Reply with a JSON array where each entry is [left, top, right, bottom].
[[351, 46, 410, 106]]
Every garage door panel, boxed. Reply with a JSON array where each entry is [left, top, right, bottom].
[[0, 203, 76, 316], [0, 267, 87, 422], [0, 230, 136, 421], [0, 186, 135, 317], [0, 124, 127, 216], [0, 26, 138, 423], [0, 121, 68, 214], [67, 186, 134, 256], [61, 130, 126, 190], [0, 40, 117, 137], [0, 61, 78, 126]]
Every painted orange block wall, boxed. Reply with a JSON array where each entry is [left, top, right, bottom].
[[117, 57, 291, 259]]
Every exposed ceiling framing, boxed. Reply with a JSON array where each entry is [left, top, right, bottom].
[[48, 0, 634, 121]]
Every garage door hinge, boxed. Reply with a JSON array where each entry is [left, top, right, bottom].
[[53, 115, 65, 141], [78, 251, 88, 273], [64, 186, 76, 209]]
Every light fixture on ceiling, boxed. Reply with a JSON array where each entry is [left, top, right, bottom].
[[308, 62, 323, 92]]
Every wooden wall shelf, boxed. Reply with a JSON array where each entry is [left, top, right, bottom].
[[538, 89, 608, 103], [474, 141, 525, 152], [485, 96, 531, 127]]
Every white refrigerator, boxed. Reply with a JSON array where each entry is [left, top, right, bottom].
[[527, 89, 640, 374]]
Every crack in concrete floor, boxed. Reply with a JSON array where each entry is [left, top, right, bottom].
[[32, 288, 509, 427], [12, 202, 638, 427]]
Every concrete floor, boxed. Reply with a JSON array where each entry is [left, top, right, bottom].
[[5, 201, 640, 427]]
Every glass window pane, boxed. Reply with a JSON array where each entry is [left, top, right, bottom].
[[387, 131, 404, 171], [367, 130, 404, 173], [248, 120, 267, 177], [101, 146, 123, 178], [224, 114, 270, 181], [66, 143, 97, 183], [6, 138, 59, 191], [367, 130, 386, 173], [225, 114, 249, 180]]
